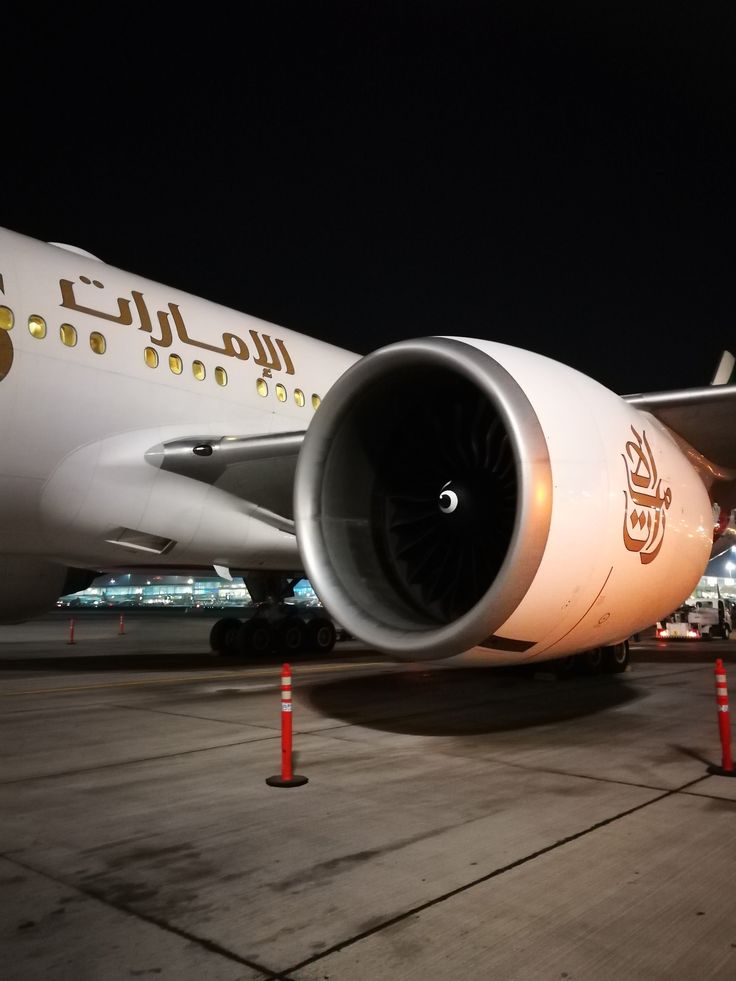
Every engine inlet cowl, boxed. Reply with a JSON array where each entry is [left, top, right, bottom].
[[294, 337, 553, 660]]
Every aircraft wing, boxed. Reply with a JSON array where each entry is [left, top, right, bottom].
[[623, 384, 736, 471]]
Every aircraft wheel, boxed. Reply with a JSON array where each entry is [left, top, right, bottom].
[[278, 617, 306, 654], [238, 617, 273, 656], [722, 625, 731, 640], [579, 647, 604, 676], [209, 617, 242, 656], [307, 617, 336, 653], [602, 640, 630, 673]]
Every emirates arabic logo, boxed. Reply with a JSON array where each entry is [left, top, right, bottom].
[[622, 426, 672, 564], [58, 276, 295, 378]]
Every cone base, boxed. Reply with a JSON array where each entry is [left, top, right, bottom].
[[266, 774, 309, 787], [706, 763, 736, 777]]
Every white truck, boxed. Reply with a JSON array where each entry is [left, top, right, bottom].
[[688, 599, 733, 640]]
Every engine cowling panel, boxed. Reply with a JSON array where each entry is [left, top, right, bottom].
[[294, 337, 713, 663]]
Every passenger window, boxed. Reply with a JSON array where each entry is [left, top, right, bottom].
[[192, 360, 206, 381], [144, 347, 159, 368], [311, 394, 321, 410], [28, 315, 47, 339], [256, 378, 268, 397], [276, 383, 286, 402], [0, 306, 14, 330], [169, 354, 183, 374], [59, 324, 77, 347], [215, 366, 227, 386], [90, 331, 106, 354], [294, 388, 305, 407]]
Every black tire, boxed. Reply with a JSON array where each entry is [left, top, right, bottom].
[[602, 640, 630, 674], [278, 616, 306, 654], [579, 647, 604, 676], [209, 617, 242, 656], [722, 625, 731, 640], [238, 617, 273, 656], [306, 617, 336, 653]]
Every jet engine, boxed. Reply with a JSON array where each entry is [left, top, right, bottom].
[[294, 337, 714, 664]]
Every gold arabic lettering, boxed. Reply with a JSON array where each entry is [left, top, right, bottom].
[[58, 278, 295, 374], [622, 426, 672, 564], [60, 278, 133, 326]]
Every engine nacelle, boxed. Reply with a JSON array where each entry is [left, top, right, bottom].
[[294, 337, 713, 663], [0, 557, 71, 624]]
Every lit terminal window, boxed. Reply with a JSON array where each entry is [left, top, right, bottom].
[[192, 360, 206, 381], [311, 394, 321, 410], [144, 347, 159, 368], [214, 366, 227, 387], [276, 383, 286, 402], [59, 323, 77, 347], [256, 378, 268, 397], [294, 388, 305, 407], [0, 306, 14, 330], [169, 353, 183, 374], [90, 331, 106, 354], [28, 315, 46, 339]]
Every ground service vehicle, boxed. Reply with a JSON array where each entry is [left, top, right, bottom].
[[656, 608, 700, 640], [688, 599, 733, 639]]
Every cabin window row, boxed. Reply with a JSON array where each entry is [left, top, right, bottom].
[[0, 307, 322, 408]]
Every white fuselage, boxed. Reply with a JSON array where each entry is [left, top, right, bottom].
[[0, 228, 358, 571]]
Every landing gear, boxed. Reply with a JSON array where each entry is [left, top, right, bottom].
[[551, 640, 630, 679], [306, 617, 336, 654], [209, 613, 336, 657], [208, 617, 241, 657], [279, 616, 306, 654], [237, 617, 272, 656], [579, 647, 604, 676], [208, 570, 340, 658], [602, 640, 630, 673]]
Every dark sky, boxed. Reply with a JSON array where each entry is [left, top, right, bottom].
[[5, 3, 736, 396]]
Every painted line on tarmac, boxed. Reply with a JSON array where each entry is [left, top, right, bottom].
[[0, 660, 388, 696]]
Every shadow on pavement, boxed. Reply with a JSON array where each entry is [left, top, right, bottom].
[[304, 666, 641, 736]]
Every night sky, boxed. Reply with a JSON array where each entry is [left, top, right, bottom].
[[5, 4, 736, 396]]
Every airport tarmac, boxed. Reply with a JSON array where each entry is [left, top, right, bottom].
[[2, 611, 736, 980]]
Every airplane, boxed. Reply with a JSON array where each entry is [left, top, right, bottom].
[[1, 224, 734, 675]]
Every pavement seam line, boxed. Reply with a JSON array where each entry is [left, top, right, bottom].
[[3, 852, 279, 978], [0, 735, 283, 785], [107, 700, 284, 729], [282, 774, 712, 975]]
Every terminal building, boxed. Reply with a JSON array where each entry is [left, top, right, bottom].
[[56, 573, 320, 610], [690, 547, 736, 605]]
